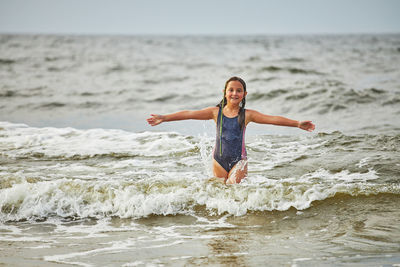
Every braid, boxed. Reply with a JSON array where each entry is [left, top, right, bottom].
[[238, 97, 246, 130], [217, 96, 227, 108], [216, 93, 226, 157]]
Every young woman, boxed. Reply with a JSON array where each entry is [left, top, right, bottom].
[[147, 76, 315, 184]]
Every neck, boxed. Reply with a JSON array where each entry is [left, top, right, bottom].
[[224, 103, 240, 111], [223, 103, 241, 118]]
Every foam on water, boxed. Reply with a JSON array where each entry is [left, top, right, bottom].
[[1, 168, 397, 222], [0, 121, 195, 159], [1, 121, 399, 222]]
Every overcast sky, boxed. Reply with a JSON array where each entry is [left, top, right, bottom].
[[0, 0, 399, 35]]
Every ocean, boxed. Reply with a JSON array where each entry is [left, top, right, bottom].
[[0, 34, 399, 266]]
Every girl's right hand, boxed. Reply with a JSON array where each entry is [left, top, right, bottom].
[[298, 120, 315, 132], [146, 114, 165, 126]]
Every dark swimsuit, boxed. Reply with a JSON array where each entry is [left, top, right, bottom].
[[213, 107, 247, 172]]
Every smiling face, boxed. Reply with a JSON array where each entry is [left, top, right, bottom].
[[224, 80, 247, 106]]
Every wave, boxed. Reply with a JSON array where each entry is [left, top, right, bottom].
[[145, 93, 181, 103], [0, 90, 15, 97], [248, 77, 277, 83], [318, 131, 400, 152], [383, 97, 400, 106], [1, 122, 399, 221], [248, 84, 399, 117], [247, 89, 288, 100], [280, 57, 306, 63], [0, 121, 197, 160], [0, 168, 398, 222], [318, 87, 400, 113], [37, 102, 66, 109], [106, 64, 127, 73], [0, 58, 16, 65], [0, 87, 47, 98], [259, 66, 324, 75], [1, 121, 399, 170]]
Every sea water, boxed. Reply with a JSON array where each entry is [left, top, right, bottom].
[[0, 34, 400, 266]]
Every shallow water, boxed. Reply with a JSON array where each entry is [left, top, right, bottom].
[[1, 122, 399, 266], [1, 34, 400, 266]]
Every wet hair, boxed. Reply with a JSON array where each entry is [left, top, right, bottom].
[[216, 76, 247, 130]]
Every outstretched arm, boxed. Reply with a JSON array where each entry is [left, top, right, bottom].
[[247, 109, 315, 132], [147, 107, 217, 126]]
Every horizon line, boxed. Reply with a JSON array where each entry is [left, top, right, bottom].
[[1, 30, 400, 37]]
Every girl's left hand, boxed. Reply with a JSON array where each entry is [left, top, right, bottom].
[[147, 114, 165, 126], [298, 121, 315, 132]]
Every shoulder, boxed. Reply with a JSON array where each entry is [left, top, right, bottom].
[[201, 106, 219, 121], [202, 106, 219, 114], [209, 106, 220, 119], [244, 109, 257, 117], [244, 109, 268, 124], [206, 106, 219, 111]]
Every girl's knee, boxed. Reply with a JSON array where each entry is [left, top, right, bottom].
[[227, 161, 247, 183]]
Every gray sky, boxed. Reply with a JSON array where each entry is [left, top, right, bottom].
[[0, 0, 399, 35]]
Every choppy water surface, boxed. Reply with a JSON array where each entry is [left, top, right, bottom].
[[1, 34, 400, 266]]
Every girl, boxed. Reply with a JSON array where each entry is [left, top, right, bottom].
[[147, 77, 315, 184]]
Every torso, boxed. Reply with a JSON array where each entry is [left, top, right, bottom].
[[213, 107, 247, 172]]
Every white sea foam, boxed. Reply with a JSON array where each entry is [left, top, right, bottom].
[[53, 218, 139, 238], [1, 167, 396, 221], [122, 261, 145, 267], [1, 121, 399, 221], [247, 135, 323, 171], [0, 121, 195, 159], [44, 237, 140, 265]]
